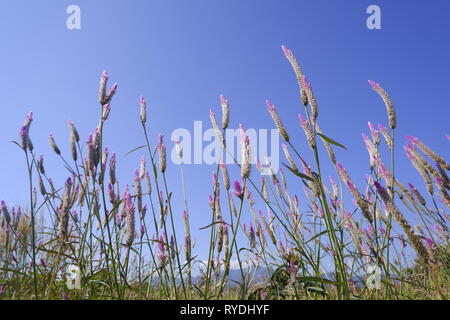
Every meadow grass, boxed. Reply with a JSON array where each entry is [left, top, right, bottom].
[[0, 46, 448, 300]]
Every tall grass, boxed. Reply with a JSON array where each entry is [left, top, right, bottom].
[[0, 46, 448, 300]]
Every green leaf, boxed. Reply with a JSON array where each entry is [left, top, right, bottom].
[[125, 145, 146, 156], [282, 163, 314, 181], [317, 132, 347, 150], [297, 276, 338, 286]]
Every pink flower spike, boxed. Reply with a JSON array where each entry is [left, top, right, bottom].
[[406, 136, 419, 144], [140, 95, 145, 103], [220, 94, 228, 105], [281, 45, 293, 58], [265, 100, 276, 112], [301, 76, 311, 90], [368, 80, 380, 89]]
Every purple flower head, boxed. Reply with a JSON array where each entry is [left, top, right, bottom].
[[157, 134, 165, 149], [425, 238, 434, 251], [233, 180, 244, 199], [373, 181, 386, 194]]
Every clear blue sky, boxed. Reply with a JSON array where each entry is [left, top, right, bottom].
[[0, 0, 449, 260]]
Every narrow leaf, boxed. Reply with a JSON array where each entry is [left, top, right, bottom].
[[317, 133, 347, 150]]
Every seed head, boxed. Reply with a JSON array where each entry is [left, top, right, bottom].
[[48, 134, 61, 155], [368, 80, 396, 129], [266, 100, 289, 142]]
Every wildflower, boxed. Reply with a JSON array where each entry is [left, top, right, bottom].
[[288, 258, 297, 282], [134, 169, 142, 213], [69, 129, 77, 161], [68, 120, 80, 142], [223, 224, 229, 259], [157, 235, 167, 267], [233, 180, 244, 200], [144, 170, 152, 195], [19, 125, 29, 150], [407, 136, 449, 170], [139, 156, 146, 179], [217, 220, 224, 254], [373, 181, 429, 262], [170, 235, 175, 259], [209, 109, 225, 147], [139, 95, 147, 124], [105, 83, 118, 104], [48, 134, 61, 155], [362, 133, 379, 169], [249, 222, 256, 249], [182, 210, 191, 261], [102, 103, 111, 121], [301, 76, 318, 123], [98, 70, 108, 104], [281, 45, 306, 105], [298, 114, 316, 150], [219, 162, 230, 190], [124, 191, 135, 247], [37, 154, 45, 174], [404, 145, 434, 195], [378, 123, 392, 149], [316, 123, 336, 164], [425, 238, 435, 251], [220, 94, 230, 129], [368, 80, 396, 129], [368, 122, 380, 145], [266, 100, 289, 142], [337, 162, 373, 223], [408, 183, 426, 206], [38, 176, 46, 196], [157, 134, 167, 173], [241, 135, 251, 178], [109, 152, 116, 185], [281, 143, 297, 171]]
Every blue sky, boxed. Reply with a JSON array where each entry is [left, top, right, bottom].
[[0, 0, 449, 261]]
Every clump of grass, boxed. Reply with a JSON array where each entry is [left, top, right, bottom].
[[0, 47, 448, 300]]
